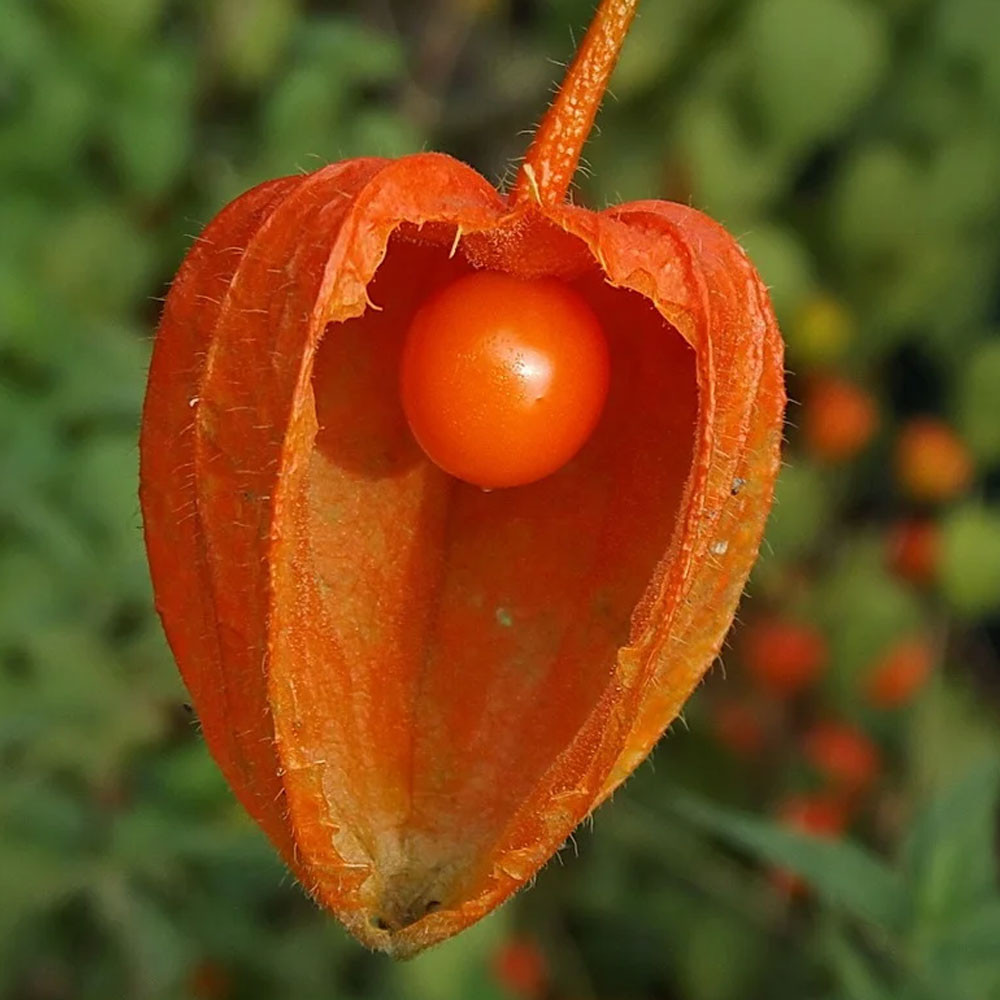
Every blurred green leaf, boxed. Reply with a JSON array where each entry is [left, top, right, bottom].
[[50, 0, 167, 49], [813, 541, 924, 703], [903, 759, 999, 928], [676, 100, 789, 227], [908, 673, 1000, 798], [256, 15, 416, 176], [38, 205, 156, 321], [612, 0, 722, 96], [889, 242, 998, 355], [349, 109, 423, 160], [53, 321, 150, 422], [958, 337, 1000, 464], [586, 107, 671, 203], [209, 0, 297, 87], [756, 460, 836, 582], [298, 18, 405, 83], [9, 625, 164, 782], [63, 432, 140, 528], [676, 904, 766, 1000], [899, 760, 1000, 1000], [0, 69, 96, 182], [0, 842, 91, 966], [744, 0, 888, 149], [258, 63, 349, 173], [940, 503, 1000, 617], [924, 128, 1000, 230], [91, 875, 193, 997], [670, 793, 904, 929], [928, 902, 1000, 993], [394, 909, 510, 1000], [822, 925, 895, 1000], [740, 224, 815, 321], [106, 47, 197, 199], [831, 143, 923, 260], [936, 0, 1000, 71]]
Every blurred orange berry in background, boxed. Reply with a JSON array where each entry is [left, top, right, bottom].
[[895, 417, 973, 503], [865, 636, 935, 708], [801, 375, 878, 462], [886, 517, 940, 586], [493, 938, 548, 999], [776, 793, 850, 838], [772, 793, 850, 897], [742, 618, 828, 698], [802, 720, 880, 793], [188, 960, 232, 1000], [711, 698, 768, 757]]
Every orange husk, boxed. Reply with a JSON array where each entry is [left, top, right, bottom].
[[140, 0, 784, 956]]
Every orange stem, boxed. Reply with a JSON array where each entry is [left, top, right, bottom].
[[511, 0, 640, 207]]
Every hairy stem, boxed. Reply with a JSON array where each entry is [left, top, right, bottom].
[[511, 0, 640, 207]]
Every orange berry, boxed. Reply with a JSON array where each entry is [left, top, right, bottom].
[[401, 271, 610, 488], [802, 720, 880, 793], [188, 960, 232, 1000], [886, 517, 940, 586], [865, 636, 934, 708], [772, 793, 850, 897], [801, 375, 878, 462], [711, 698, 768, 756], [895, 418, 972, 503], [777, 793, 849, 837], [742, 618, 828, 697], [493, 938, 548, 998]]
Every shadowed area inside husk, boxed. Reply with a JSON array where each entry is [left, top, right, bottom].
[[284, 231, 698, 928]]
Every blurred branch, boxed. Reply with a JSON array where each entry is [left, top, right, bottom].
[[397, 0, 482, 134]]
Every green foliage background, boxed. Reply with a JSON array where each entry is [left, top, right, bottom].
[[1, 1, 999, 998]]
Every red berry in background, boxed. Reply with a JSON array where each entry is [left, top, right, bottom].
[[493, 938, 548, 999], [742, 618, 828, 697], [802, 721, 880, 793], [188, 960, 232, 1000], [801, 375, 878, 462], [865, 636, 935, 708], [886, 517, 940, 586], [895, 417, 973, 503], [777, 793, 850, 837], [772, 793, 850, 897], [711, 698, 768, 757]]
